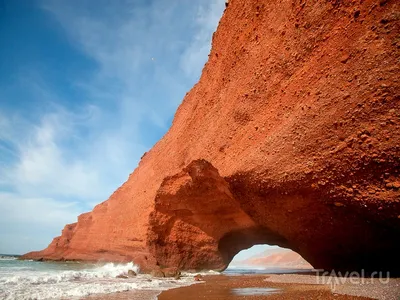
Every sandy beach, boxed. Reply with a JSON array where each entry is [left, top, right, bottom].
[[83, 272, 400, 300], [159, 274, 369, 300]]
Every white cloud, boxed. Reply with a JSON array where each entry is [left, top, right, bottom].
[[1, 107, 129, 201]]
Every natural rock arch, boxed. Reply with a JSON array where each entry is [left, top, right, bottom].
[[147, 159, 400, 274], [23, 0, 400, 276]]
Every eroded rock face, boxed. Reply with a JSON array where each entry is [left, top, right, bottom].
[[23, 0, 400, 274], [148, 159, 275, 270]]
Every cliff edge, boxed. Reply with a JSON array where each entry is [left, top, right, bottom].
[[24, 0, 400, 274]]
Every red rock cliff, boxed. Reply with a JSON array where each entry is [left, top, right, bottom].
[[24, 0, 400, 274]]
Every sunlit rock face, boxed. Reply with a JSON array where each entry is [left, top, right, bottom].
[[23, 0, 400, 274]]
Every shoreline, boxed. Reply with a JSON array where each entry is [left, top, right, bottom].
[[158, 272, 400, 300], [82, 272, 400, 300], [83, 290, 161, 300], [78, 270, 400, 300], [4, 259, 399, 299], [158, 274, 370, 300]]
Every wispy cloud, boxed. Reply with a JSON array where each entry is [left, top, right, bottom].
[[0, 0, 224, 254], [2, 110, 105, 199], [180, 1, 225, 77]]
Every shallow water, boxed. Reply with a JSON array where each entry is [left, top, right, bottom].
[[231, 287, 282, 296], [223, 266, 314, 275]]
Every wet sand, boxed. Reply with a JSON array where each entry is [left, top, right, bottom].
[[265, 273, 400, 300], [158, 275, 372, 300]]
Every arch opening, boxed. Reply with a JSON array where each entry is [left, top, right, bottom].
[[226, 244, 313, 272], [217, 227, 292, 269]]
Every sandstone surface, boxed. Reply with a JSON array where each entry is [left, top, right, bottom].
[[23, 0, 400, 274]]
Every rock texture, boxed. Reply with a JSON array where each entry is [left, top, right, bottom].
[[23, 0, 400, 274]]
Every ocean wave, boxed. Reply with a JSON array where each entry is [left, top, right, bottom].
[[0, 256, 18, 261], [2, 262, 140, 284], [2, 281, 154, 300], [0, 262, 195, 300]]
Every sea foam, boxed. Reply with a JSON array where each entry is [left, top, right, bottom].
[[0, 261, 194, 300]]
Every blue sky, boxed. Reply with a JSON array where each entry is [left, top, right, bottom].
[[0, 0, 271, 259]]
